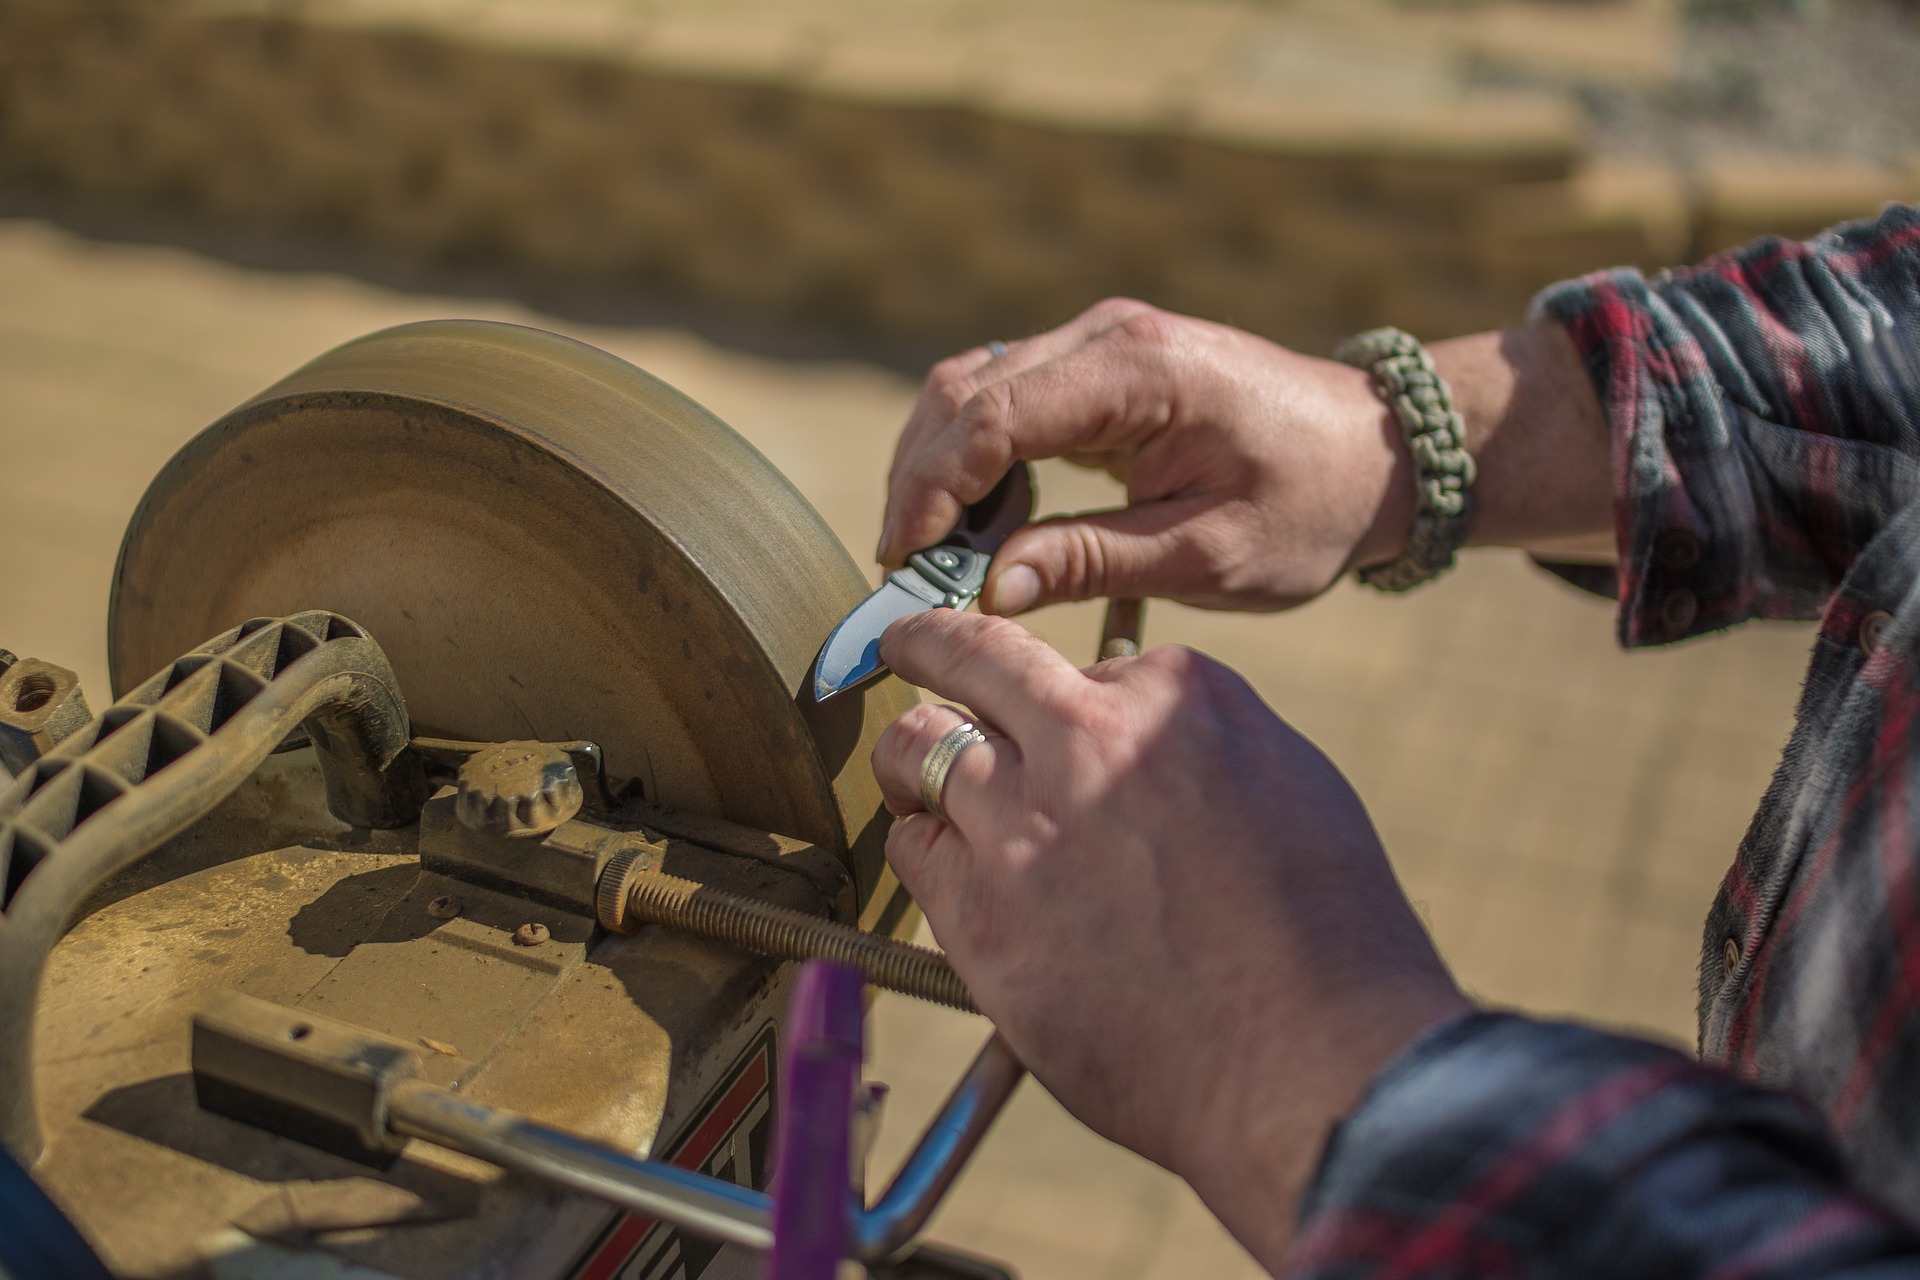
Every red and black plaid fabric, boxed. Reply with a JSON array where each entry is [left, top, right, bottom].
[[1290, 202, 1920, 1278]]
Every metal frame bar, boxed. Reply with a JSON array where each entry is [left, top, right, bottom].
[[381, 1034, 1024, 1264]]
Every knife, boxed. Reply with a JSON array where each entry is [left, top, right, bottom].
[[812, 465, 1035, 701]]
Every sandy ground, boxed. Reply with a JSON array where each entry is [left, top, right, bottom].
[[0, 218, 1817, 1277]]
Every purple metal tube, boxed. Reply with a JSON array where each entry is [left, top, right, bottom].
[[767, 961, 864, 1280]]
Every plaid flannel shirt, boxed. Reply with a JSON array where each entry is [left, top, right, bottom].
[[1289, 202, 1920, 1278]]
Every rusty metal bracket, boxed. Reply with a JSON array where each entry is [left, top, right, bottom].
[[418, 784, 644, 917], [0, 611, 424, 1164]]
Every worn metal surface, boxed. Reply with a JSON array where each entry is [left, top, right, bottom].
[[0, 656, 92, 776], [107, 319, 919, 925], [0, 612, 423, 1163], [31, 747, 820, 1279], [193, 993, 779, 1252]]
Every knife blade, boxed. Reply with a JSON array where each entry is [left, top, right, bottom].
[[812, 465, 1035, 701]]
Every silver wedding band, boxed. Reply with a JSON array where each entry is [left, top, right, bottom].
[[985, 340, 1008, 359], [920, 721, 987, 819]]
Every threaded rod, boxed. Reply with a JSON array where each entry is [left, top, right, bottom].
[[626, 871, 976, 1013]]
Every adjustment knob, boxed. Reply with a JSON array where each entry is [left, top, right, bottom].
[[454, 741, 583, 839]]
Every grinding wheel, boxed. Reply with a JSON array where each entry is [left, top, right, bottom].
[[108, 320, 916, 920]]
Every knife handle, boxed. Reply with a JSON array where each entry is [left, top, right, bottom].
[[904, 546, 989, 604], [941, 464, 1035, 554]]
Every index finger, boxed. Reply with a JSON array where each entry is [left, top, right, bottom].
[[879, 300, 1161, 566], [879, 610, 1086, 742], [888, 300, 1151, 499], [880, 315, 1178, 567]]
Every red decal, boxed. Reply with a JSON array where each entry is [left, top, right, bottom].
[[568, 1029, 776, 1280]]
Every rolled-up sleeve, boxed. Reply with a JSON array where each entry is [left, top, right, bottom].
[[1531, 202, 1920, 647], [1288, 1014, 1920, 1279]]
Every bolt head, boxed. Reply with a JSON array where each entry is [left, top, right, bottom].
[[513, 922, 551, 947], [426, 895, 462, 920]]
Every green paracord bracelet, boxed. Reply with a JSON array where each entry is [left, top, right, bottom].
[[1334, 326, 1476, 592]]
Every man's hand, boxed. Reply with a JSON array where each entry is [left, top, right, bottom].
[[877, 299, 1614, 616], [877, 299, 1409, 614], [870, 610, 1469, 1268]]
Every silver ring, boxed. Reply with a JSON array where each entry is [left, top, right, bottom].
[[920, 721, 987, 818], [985, 340, 1008, 359]]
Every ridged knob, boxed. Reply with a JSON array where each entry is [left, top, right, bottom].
[[596, 840, 657, 933], [454, 741, 583, 838]]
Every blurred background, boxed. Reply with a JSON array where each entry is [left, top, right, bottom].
[[1, 0, 1917, 1275]]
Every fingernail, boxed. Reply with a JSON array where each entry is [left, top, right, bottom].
[[988, 564, 1041, 615], [875, 515, 896, 564]]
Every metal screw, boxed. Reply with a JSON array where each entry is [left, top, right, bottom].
[[514, 922, 550, 947], [426, 895, 462, 920], [612, 870, 974, 1013]]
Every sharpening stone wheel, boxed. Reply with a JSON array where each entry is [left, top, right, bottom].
[[106, 319, 916, 922]]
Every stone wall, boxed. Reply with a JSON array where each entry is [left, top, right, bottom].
[[1, 0, 1915, 352]]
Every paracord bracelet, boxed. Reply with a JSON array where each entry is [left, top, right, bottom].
[[1334, 326, 1476, 592]]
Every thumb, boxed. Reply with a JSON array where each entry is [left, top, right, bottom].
[[983, 501, 1205, 614]]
